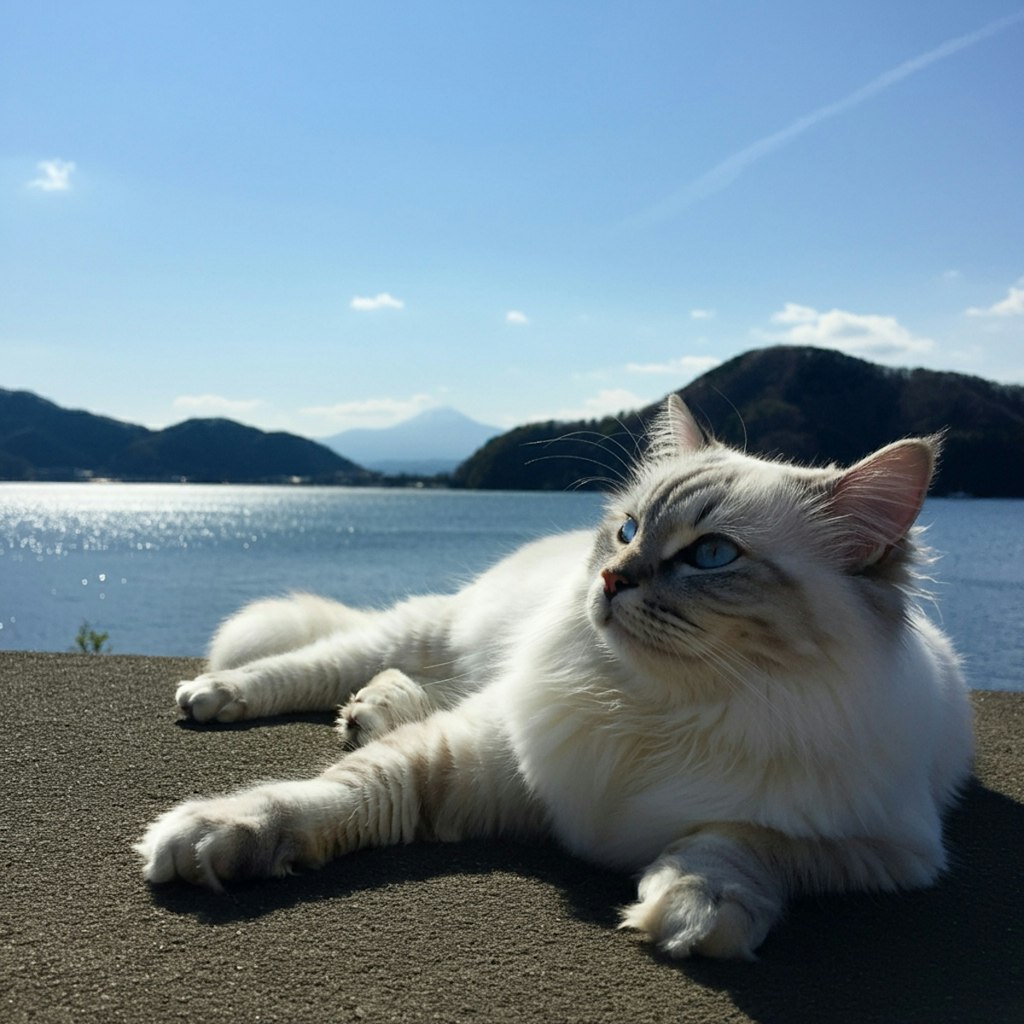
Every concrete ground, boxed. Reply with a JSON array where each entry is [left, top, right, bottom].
[[1, 650, 1021, 1024]]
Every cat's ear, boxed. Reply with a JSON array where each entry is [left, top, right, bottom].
[[650, 394, 705, 457], [827, 437, 939, 569]]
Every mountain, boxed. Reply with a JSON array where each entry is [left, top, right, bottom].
[[0, 388, 148, 479], [452, 346, 1024, 497], [8, 348, 1022, 492], [0, 388, 368, 483], [321, 406, 501, 475], [109, 418, 367, 482]]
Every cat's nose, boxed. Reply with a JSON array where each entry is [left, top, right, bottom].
[[601, 569, 636, 598]]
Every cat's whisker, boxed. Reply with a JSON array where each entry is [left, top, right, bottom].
[[524, 431, 637, 482], [527, 427, 638, 470], [566, 475, 621, 492], [586, 426, 646, 476], [524, 451, 628, 488], [607, 415, 646, 464]]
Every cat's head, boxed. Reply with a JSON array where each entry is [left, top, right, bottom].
[[587, 395, 939, 687]]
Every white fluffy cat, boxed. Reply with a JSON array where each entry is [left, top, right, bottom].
[[134, 396, 974, 959]]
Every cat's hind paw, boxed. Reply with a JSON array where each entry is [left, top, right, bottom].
[[335, 668, 432, 748], [619, 868, 780, 960], [176, 671, 248, 723]]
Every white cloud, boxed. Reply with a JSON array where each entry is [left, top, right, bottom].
[[528, 388, 650, 425], [942, 269, 962, 283], [301, 393, 435, 431], [689, 308, 716, 320], [350, 292, 404, 312], [172, 394, 263, 418], [505, 310, 529, 325], [28, 159, 75, 191], [626, 354, 721, 378], [966, 278, 1024, 317], [763, 303, 934, 358], [771, 304, 816, 326]]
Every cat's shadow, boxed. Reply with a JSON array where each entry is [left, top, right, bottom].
[[148, 834, 629, 929], [150, 779, 1022, 1024], [176, 710, 339, 732], [685, 779, 1024, 1023]]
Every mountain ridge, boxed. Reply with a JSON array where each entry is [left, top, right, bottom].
[[3, 346, 1023, 493], [0, 389, 368, 483], [452, 346, 1024, 497]]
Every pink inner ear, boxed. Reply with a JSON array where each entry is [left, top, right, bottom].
[[830, 440, 935, 568]]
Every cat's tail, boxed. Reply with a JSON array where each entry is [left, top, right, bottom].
[[208, 593, 370, 670]]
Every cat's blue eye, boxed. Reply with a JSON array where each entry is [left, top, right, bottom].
[[617, 516, 638, 544], [690, 535, 741, 570]]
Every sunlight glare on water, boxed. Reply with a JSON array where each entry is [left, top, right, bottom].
[[0, 484, 1020, 690], [0, 483, 606, 658]]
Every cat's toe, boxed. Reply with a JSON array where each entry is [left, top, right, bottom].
[[334, 695, 387, 748], [335, 670, 432, 747], [133, 795, 293, 890], [176, 672, 247, 722], [619, 874, 774, 960], [334, 709, 356, 748], [134, 801, 234, 889]]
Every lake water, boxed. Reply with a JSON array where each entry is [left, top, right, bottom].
[[1, 484, 1021, 690]]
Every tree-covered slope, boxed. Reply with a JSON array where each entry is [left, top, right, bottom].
[[453, 347, 1024, 497], [0, 389, 368, 483]]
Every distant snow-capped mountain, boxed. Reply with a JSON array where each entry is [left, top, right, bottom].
[[320, 406, 501, 475]]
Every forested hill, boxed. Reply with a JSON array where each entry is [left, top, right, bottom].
[[0, 389, 369, 483], [452, 347, 1024, 497]]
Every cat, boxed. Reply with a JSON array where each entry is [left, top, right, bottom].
[[134, 395, 974, 960]]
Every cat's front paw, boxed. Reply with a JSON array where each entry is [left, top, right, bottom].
[[620, 866, 780, 960], [134, 790, 298, 890], [176, 671, 248, 722], [335, 668, 431, 748]]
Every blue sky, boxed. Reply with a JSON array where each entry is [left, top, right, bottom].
[[3, 1, 1023, 437]]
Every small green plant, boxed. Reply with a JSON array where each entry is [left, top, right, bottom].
[[74, 622, 111, 654]]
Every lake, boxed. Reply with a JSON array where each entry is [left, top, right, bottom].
[[1, 484, 1021, 691]]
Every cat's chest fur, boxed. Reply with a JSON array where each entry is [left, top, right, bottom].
[[499, 641, 938, 872], [506, 685, 727, 867], [486, 573, 797, 869]]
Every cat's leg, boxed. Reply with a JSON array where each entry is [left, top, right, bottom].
[[177, 595, 466, 723], [135, 700, 547, 889], [619, 826, 785, 960], [619, 822, 944, 960], [208, 593, 370, 670]]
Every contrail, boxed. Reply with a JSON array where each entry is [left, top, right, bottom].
[[628, 8, 1024, 225]]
